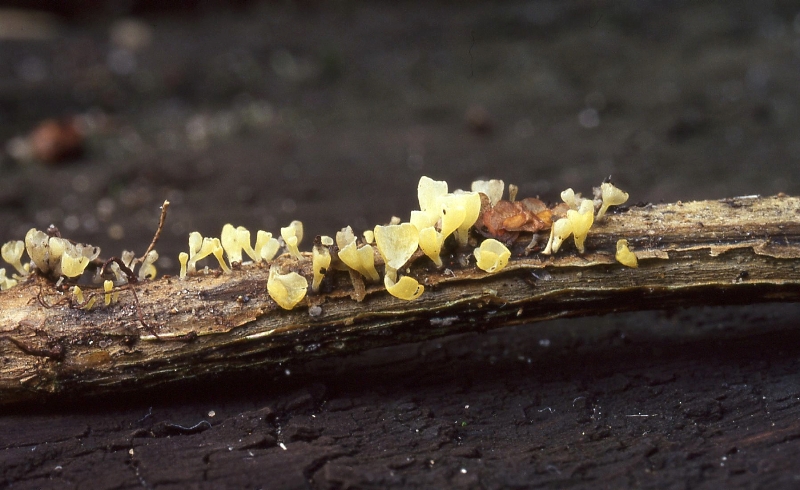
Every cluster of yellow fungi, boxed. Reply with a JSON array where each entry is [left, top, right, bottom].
[[1, 176, 637, 312]]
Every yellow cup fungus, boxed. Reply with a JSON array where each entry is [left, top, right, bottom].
[[417, 226, 444, 267], [72, 285, 85, 303], [103, 280, 114, 306], [566, 199, 595, 253], [0, 268, 18, 290], [542, 217, 573, 255], [374, 222, 419, 272], [560, 188, 582, 210], [311, 239, 332, 292], [178, 252, 189, 279], [267, 266, 308, 310], [336, 226, 380, 282], [221, 223, 244, 265], [281, 220, 304, 260], [471, 179, 504, 206], [383, 273, 424, 301], [596, 182, 629, 220], [138, 250, 159, 280], [473, 238, 511, 273], [616, 239, 639, 268], [187, 233, 228, 274], [2, 240, 28, 276], [255, 231, 280, 262]]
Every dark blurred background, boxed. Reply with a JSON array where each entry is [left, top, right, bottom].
[[1, 0, 798, 270]]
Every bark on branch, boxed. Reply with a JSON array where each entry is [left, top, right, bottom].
[[2, 195, 800, 405]]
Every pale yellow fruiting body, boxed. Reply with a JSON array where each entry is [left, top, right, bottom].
[[311, 245, 331, 292], [337, 226, 379, 281], [474, 239, 511, 273], [178, 252, 189, 279], [451, 190, 481, 246], [363, 230, 374, 244], [220, 224, 243, 265], [237, 227, 258, 262], [471, 179, 504, 206], [255, 231, 280, 262], [0, 268, 18, 290], [281, 220, 304, 260], [210, 239, 231, 273], [103, 280, 114, 306], [187, 233, 212, 273], [138, 250, 159, 280], [560, 188, 582, 210], [567, 199, 595, 253], [383, 274, 424, 301], [410, 210, 438, 231], [72, 285, 85, 304], [60, 251, 90, 278], [374, 223, 419, 271], [596, 182, 629, 220], [417, 176, 449, 214], [616, 239, 639, 268], [321, 235, 334, 247], [418, 226, 443, 267], [508, 184, 519, 203], [267, 267, 308, 310], [542, 218, 574, 255], [2, 240, 27, 276]]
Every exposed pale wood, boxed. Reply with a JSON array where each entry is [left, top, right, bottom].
[[1, 195, 799, 405]]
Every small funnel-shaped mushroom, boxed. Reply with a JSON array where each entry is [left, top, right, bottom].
[[616, 239, 639, 268], [560, 188, 582, 210], [2, 240, 27, 276], [221, 224, 243, 265], [138, 250, 159, 280], [471, 179, 504, 206], [542, 218, 574, 255], [452, 190, 481, 245], [474, 238, 511, 273], [418, 176, 448, 213], [596, 182, 629, 219], [311, 242, 332, 292], [0, 268, 18, 290], [281, 220, 304, 259], [267, 267, 308, 310], [567, 199, 595, 253], [178, 252, 189, 279], [24, 228, 50, 273], [374, 223, 419, 271], [255, 231, 280, 262], [418, 226, 443, 267], [384, 274, 424, 301]]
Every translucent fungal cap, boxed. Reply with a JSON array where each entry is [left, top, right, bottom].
[[566, 199, 595, 253], [267, 267, 308, 310], [2, 240, 27, 276], [138, 250, 159, 280], [255, 231, 280, 262], [221, 224, 243, 265], [384, 274, 424, 301], [450, 190, 482, 245], [374, 223, 420, 271], [418, 176, 448, 213], [0, 268, 18, 290], [474, 238, 511, 273], [24, 228, 52, 273], [178, 252, 189, 279], [60, 249, 90, 278], [311, 244, 332, 292], [560, 188, 582, 210], [597, 182, 629, 219], [418, 226, 443, 267], [471, 179, 504, 206], [281, 220, 304, 259], [616, 239, 639, 268], [542, 218, 574, 255]]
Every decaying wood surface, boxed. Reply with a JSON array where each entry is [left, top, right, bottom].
[[1, 195, 799, 406]]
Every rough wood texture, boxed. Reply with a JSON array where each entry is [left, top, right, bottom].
[[2, 195, 799, 405]]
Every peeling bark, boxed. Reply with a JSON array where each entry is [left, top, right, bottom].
[[2, 195, 799, 405]]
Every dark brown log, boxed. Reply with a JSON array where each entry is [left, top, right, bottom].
[[2, 195, 799, 406]]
